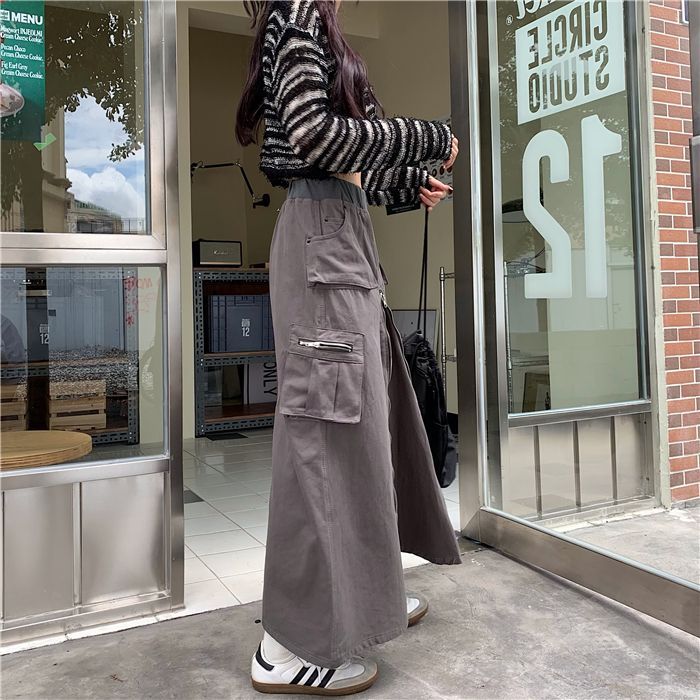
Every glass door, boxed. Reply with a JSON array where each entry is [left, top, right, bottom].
[[451, 0, 699, 636], [0, 0, 182, 644]]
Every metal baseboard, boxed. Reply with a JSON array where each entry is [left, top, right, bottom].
[[478, 508, 700, 637]]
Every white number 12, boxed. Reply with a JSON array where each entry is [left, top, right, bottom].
[[522, 115, 622, 299]]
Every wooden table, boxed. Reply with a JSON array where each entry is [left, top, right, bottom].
[[0, 430, 92, 470]]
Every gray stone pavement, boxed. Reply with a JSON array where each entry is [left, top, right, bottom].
[[2, 546, 699, 700]]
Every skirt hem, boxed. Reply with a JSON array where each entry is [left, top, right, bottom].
[[260, 620, 408, 669]]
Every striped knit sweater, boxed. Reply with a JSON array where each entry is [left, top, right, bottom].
[[259, 0, 453, 206]]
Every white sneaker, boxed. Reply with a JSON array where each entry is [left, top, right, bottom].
[[406, 592, 429, 627], [251, 638, 378, 696]]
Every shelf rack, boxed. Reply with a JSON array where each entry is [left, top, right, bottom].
[[193, 267, 277, 436], [0, 266, 139, 445]]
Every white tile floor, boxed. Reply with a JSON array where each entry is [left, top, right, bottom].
[[180, 428, 460, 616]]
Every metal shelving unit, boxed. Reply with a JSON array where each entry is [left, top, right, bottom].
[[193, 267, 276, 436], [0, 266, 139, 445]]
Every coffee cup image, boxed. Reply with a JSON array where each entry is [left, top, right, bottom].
[[0, 83, 25, 118]]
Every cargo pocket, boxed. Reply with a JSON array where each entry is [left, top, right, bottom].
[[278, 323, 365, 424], [305, 202, 378, 290]]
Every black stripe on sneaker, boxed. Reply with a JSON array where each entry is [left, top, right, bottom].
[[304, 669, 319, 686], [291, 666, 310, 685], [319, 669, 336, 688], [255, 644, 274, 672]]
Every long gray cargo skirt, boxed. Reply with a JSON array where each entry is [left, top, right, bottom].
[[262, 176, 461, 668]]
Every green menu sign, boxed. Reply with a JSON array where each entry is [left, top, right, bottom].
[[0, 0, 45, 141]]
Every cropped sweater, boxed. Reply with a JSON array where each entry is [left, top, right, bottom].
[[258, 0, 453, 206]]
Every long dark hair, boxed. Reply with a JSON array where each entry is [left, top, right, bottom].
[[235, 0, 383, 146]]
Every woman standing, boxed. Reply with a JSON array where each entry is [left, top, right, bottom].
[[235, 0, 461, 694]]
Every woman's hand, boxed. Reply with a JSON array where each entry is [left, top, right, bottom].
[[418, 136, 458, 212], [419, 176, 452, 213], [443, 135, 459, 170]]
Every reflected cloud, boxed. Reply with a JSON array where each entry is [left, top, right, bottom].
[[67, 166, 145, 220], [65, 95, 145, 218]]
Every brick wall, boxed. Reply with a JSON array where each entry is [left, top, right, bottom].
[[650, 0, 699, 503]]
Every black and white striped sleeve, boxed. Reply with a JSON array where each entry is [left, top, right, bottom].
[[270, 24, 453, 175], [361, 166, 431, 206]]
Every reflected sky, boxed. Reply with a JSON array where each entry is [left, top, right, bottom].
[[64, 95, 146, 220]]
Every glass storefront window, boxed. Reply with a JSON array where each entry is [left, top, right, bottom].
[[1, 1, 148, 234], [1, 266, 164, 464], [494, 0, 643, 413]]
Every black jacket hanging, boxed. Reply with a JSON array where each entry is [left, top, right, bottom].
[[402, 208, 458, 489]]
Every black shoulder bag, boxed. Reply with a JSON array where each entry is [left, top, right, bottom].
[[401, 208, 458, 488]]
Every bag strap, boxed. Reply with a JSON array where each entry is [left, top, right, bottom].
[[417, 207, 429, 335]]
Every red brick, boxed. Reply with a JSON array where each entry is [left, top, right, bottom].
[[684, 469, 700, 483], [670, 187, 692, 201], [664, 21, 690, 38], [653, 88, 684, 105], [664, 300, 678, 313], [681, 384, 700, 397], [680, 355, 700, 369], [654, 103, 669, 117], [670, 412, 683, 426], [668, 105, 693, 119], [669, 438, 684, 453], [656, 144, 686, 159], [666, 49, 691, 65], [662, 272, 677, 286], [653, 74, 667, 89], [651, 31, 680, 49], [660, 228, 689, 242], [666, 76, 692, 92], [650, 17, 667, 32], [652, 57, 680, 74], [661, 258, 689, 271], [657, 172, 687, 186], [674, 243, 699, 256], [654, 116, 685, 131], [682, 411, 700, 426], [676, 272, 700, 286], [669, 131, 692, 146], [670, 483, 700, 501], [669, 425, 697, 441], [678, 327, 700, 341], [670, 454, 699, 471], [660, 200, 688, 215], [652, 46, 667, 61], [677, 300, 700, 312], [670, 471, 685, 487], [671, 159, 691, 174], [664, 313, 693, 328], [680, 64, 691, 79], [668, 397, 696, 413], [679, 38, 689, 52], [683, 442, 700, 457], [672, 215, 694, 228], [662, 285, 691, 299]]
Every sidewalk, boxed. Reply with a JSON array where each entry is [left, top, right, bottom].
[[2, 546, 698, 699]]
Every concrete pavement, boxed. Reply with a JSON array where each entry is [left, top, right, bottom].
[[2, 545, 699, 699]]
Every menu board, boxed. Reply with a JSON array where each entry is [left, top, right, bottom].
[[0, 0, 45, 141]]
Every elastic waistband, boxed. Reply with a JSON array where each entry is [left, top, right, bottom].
[[287, 177, 368, 210]]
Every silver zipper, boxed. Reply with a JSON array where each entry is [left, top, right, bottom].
[[379, 289, 388, 308], [298, 338, 353, 353]]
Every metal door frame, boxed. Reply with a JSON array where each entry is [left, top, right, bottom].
[[0, 0, 183, 644], [449, 0, 699, 637]]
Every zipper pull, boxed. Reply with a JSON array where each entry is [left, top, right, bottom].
[[298, 338, 354, 353], [379, 289, 388, 308]]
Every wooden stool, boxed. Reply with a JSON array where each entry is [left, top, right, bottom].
[[0, 430, 92, 470]]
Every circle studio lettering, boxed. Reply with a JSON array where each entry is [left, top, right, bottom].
[[515, 0, 626, 124]]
